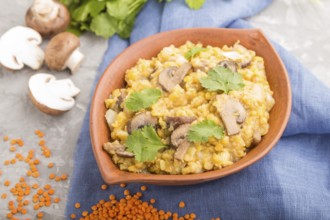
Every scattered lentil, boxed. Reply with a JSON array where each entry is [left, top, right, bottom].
[[101, 184, 108, 190], [48, 162, 54, 168], [74, 188, 198, 220], [179, 201, 186, 208], [140, 185, 147, 191]]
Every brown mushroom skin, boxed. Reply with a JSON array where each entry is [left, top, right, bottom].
[[103, 141, 134, 158], [174, 141, 190, 161], [166, 116, 196, 129], [25, 2, 70, 38], [170, 123, 191, 147], [216, 94, 246, 136], [170, 124, 191, 161], [158, 63, 192, 92], [45, 32, 80, 71], [127, 112, 157, 134], [218, 60, 238, 73]]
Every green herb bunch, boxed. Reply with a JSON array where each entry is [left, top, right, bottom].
[[60, 0, 207, 38]]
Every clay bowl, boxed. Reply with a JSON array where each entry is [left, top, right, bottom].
[[90, 28, 291, 185]]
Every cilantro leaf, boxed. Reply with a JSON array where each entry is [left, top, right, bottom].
[[90, 13, 117, 38], [61, 0, 147, 39], [126, 126, 166, 162], [200, 66, 244, 94], [185, 46, 208, 60], [185, 0, 206, 10], [125, 89, 162, 112], [72, 1, 106, 21], [187, 120, 224, 143]]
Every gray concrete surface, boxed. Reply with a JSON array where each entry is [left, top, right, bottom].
[[0, 0, 329, 219], [0, 0, 107, 219]]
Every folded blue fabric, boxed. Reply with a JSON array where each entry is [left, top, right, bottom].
[[66, 0, 330, 219]]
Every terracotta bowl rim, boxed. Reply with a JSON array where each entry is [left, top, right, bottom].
[[90, 27, 292, 185]]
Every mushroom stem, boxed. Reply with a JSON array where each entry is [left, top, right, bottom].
[[65, 49, 84, 74], [32, 0, 59, 21]]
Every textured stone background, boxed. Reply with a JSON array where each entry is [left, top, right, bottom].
[[0, 0, 329, 219]]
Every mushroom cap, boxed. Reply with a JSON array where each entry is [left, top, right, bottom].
[[103, 141, 134, 158], [166, 116, 196, 128], [25, 1, 70, 37], [127, 112, 157, 134], [45, 32, 80, 71], [158, 63, 192, 92], [170, 123, 191, 147], [0, 26, 44, 70], [215, 94, 246, 136], [218, 60, 237, 73], [28, 73, 80, 115]]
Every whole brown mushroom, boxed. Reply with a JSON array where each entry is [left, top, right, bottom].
[[25, 0, 70, 37], [45, 32, 84, 73]]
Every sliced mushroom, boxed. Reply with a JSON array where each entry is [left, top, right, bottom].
[[116, 90, 127, 110], [28, 73, 80, 115], [166, 116, 196, 128], [222, 44, 253, 68], [103, 141, 134, 158], [127, 112, 157, 134], [252, 130, 261, 145], [158, 63, 192, 92], [218, 60, 237, 73], [170, 123, 191, 160], [216, 94, 246, 136], [0, 26, 44, 70], [193, 60, 208, 72], [174, 141, 190, 161], [170, 123, 191, 147], [45, 32, 84, 73], [25, 0, 70, 37], [105, 109, 117, 130], [265, 93, 275, 111]]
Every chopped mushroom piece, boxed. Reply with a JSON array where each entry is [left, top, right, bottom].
[[0, 26, 44, 70], [252, 130, 261, 145], [222, 44, 254, 68], [170, 123, 191, 147], [170, 123, 191, 160], [25, 0, 70, 37], [166, 116, 196, 128], [127, 112, 157, 134], [116, 90, 127, 110], [105, 109, 117, 130], [215, 94, 246, 136], [103, 141, 134, 158], [174, 141, 190, 161], [158, 63, 192, 92], [45, 32, 84, 73], [28, 73, 80, 115], [218, 60, 237, 73]]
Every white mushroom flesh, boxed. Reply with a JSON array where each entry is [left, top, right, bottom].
[[105, 109, 117, 129], [64, 49, 85, 73], [29, 73, 80, 111], [215, 94, 247, 136], [32, 0, 60, 21], [0, 26, 44, 70]]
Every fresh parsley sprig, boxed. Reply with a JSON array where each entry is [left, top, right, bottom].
[[200, 66, 244, 94], [187, 120, 224, 143], [125, 88, 162, 112], [185, 46, 208, 60], [125, 126, 166, 162]]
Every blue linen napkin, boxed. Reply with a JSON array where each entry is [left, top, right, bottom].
[[66, 0, 330, 219]]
